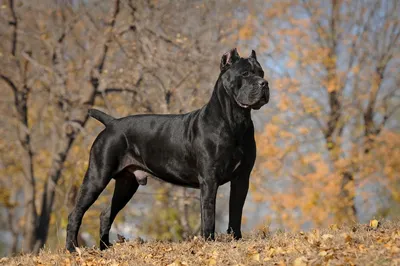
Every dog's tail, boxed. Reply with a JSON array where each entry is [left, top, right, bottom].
[[88, 109, 115, 126]]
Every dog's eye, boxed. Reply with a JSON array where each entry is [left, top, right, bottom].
[[242, 71, 250, 77]]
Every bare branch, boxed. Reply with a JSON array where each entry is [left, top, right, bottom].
[[97, 0, 120, 75], [379, 104, 400, 131], [144, 28, 182, 49], [8, 0, 18, 56], [0, 74, 18, 94], [300, 0, 328, 47], [95, 87, 138, 95], [21, 52, 55, 75]]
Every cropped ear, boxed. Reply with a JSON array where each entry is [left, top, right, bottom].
[[220, 48, 240, 71], [250, 50, 257, 60]]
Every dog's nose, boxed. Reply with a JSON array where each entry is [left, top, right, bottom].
[[258, 80, 267, 88]]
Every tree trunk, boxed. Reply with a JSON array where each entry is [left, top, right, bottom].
[[15, 86, 38, 252], [325, 88, 357, 223], [323, 0, 358, 221], [340, 171, 357, 218], [326, 140, 357, 224], [29, 0, 121, 253], [33, 137, 76, 253]]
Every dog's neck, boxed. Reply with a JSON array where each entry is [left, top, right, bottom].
[[203, 77, 252, 138]]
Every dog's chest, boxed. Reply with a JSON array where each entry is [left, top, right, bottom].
[[223, 145, 244, 176], [217, 146, 244, 185], [232, 147, 243, 171]]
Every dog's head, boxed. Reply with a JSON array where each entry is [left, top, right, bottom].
[[220, 48, 269, 110]]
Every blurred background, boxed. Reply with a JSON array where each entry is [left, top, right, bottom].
[[0, 0, 399, 256]]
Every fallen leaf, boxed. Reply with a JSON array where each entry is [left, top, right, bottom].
[[267, 247, 275, 257], [75, 247, 82, 257], [208, 258, 217, 265], [341, 233, 352, 243], [276, 247, 285, 254], [167, 260, 183, 266], [390, 246, 400, 254], [117, 234, 128, 243], [277, 260, 286, 266], [329, 224, 340, 231], [369, 219, 380, 229], [62, 258, 71, 266], [322, 234, 334, 241], [318, 250, 327, 256], [248, 252, 260, 262], [293, 256, 307, 266], [144, 254, 153, 260]]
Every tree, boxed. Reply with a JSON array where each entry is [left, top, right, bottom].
[[252, 0, 399, 228], [0, 0, 245, 254], [0, 0, 128, 253]]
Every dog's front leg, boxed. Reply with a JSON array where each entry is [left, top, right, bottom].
[[227, 125, 256, 239], [227, 175, 250, 239], [199, 178, 219, 240]]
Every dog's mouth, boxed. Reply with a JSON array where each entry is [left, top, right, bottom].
[[235, 98, 250, 109]]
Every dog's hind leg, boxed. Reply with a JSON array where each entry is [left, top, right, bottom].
[[66, 133, 121, 252], [66, 168, 112, 252], [99, 170, 139, 250]]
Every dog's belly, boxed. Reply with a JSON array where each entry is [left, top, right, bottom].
[[123, 159, 200, 188], [124, 155, 242, 187], [150, 173, 201, 188]]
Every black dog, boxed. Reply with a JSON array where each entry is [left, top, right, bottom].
[[66, 48, 269, 252]]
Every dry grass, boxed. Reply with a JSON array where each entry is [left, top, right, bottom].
[[2, 220, 399, 266]]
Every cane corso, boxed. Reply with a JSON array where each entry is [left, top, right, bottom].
[[66, 48, 269, 252]]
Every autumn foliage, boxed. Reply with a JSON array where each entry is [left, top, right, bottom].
[[249, 0, 400, 230], [0, 0, 399, 256]]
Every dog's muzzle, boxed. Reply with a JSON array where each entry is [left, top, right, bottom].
[[251, 81, 269, 110]]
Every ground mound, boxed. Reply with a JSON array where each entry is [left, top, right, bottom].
[[2, 220, 399, 265]]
